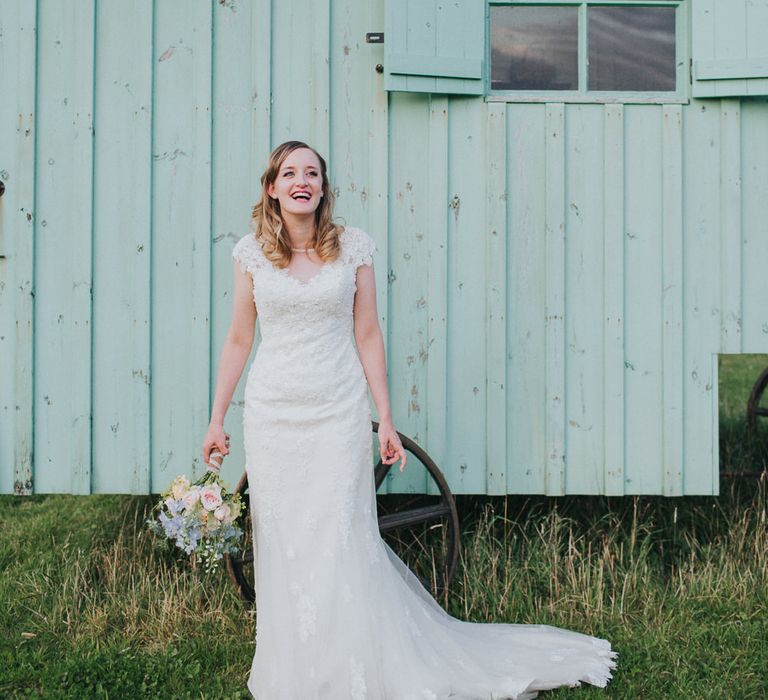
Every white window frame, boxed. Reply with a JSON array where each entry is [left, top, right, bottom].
[[485, 0, 689, 104]]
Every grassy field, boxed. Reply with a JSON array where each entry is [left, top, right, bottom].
[[2, 354, 767, 699]]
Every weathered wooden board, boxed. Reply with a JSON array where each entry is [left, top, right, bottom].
[[91, 0, 153, 494], [149, 1, 212, 491], [0, 0, 36, 496], [34, 0, 95, 494]]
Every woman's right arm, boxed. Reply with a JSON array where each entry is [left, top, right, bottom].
[[201, 260, 257, 464]]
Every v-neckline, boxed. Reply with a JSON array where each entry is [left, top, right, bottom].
[[260, 226, 348, 287], [276, 261, 330, 287]]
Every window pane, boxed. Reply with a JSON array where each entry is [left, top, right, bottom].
[[491, 6, 578, 91], [588, 6, 676, 91]]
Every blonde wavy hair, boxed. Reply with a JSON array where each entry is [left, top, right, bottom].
[[250, 141, 345, 268]]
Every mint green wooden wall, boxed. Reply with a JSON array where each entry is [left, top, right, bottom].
[[1, 0, 767, 497]]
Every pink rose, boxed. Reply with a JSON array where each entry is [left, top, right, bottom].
[[200, 484, 223, 511]]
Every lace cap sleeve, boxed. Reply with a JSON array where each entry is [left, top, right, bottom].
[[232, 234, 264, 275], [341, 227, 378, 268]]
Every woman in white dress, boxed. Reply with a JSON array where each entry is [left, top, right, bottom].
[[202, 141, 618, 699]]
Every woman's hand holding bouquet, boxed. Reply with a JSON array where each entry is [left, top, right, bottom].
[[145, 425, 244, 572]]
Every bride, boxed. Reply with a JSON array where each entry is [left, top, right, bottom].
[[202, 140, 618, 699]]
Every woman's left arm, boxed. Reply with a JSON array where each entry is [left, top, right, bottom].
[[353, 262, 407, 471]]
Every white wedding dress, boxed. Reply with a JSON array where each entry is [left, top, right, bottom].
[[232, 226, 618, 699]]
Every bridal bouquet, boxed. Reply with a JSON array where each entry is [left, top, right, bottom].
[[145, 449, 245, 573]]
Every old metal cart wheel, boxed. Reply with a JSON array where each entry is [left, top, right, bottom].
[[224, 420, 460, 608], [746, 366, 768, 430]]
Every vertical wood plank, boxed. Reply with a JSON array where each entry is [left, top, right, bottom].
[[329, 0, 390, 429], [445, 97, 487, 493], [211, 0, 267, 484], [485, 102, 507, 495], [624, 107, 664, 494], [683, 101, 721, 495], [507, 105, 547, 494], [252, 0, 273, 165], [719, 98, 743, 353], [661, 104, 684, 496], [92, 0, 153, 494], [246, 0, 273, 394], [366, 0, 391, 447], [544, 103, 566, 496], [710, 350, 720, 496], [602, 103, 625, 496], [312, 0, 331, 155], [0, 0, 36, 495], [151, 0, 212, 488], [385, 92, 430, 495], [425, 94, 448, 496], [564, 104, 604, 494], [271, 0, 330, 149], [34, 0, 95, 494], [330, 0, 375, 227], [740, 99, 768, 352]]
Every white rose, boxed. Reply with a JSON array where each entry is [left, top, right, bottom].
[[182, 487, 201, 511], [214, 503, 231, 522], [200, 485, 223, 511]]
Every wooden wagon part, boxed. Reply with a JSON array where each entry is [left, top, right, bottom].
[[718, 367, 768, 479], [746, 366, 768, 431], [225, 422, 461, 607]]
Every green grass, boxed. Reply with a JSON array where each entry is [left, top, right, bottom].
[[1, 354, 767, 698], [0, 493, 255, 698]]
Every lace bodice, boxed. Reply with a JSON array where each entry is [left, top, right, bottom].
[[231, 224, 378, 406], [232, 225, 376, 336]]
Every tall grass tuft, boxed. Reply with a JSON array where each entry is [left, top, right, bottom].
[[445, 476, 767, 630]]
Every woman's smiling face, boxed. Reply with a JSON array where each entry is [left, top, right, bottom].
[[267, 147, 324, 216]]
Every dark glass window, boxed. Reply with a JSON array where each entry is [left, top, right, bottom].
[[490, 2, 679, 94], [490, 6, 578, 91], [588, 6, 676, 91]]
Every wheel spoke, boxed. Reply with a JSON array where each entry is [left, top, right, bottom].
[[235, 549, 254, 565], [378, 503, 451, 531]]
